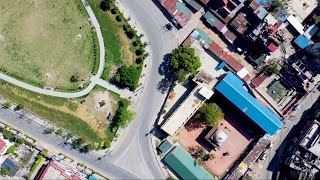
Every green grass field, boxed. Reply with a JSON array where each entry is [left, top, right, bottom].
[[0, 0, 98, 89], [87, 0, 137, 80]]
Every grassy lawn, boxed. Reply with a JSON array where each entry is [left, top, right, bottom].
[[0, 0, 98, 90], [267, 80, 288, 102], [0, 82, 118, 144], [87, 0, 137, 80]]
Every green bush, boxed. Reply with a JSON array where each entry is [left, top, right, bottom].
[[3, 131, 14, 141], [30, 155, 44, 173], [6, 145, 16, 154], [113, 65, 140, 90], [135, 48, 145, 56], [56, 129, 63, 136], [14, 103, 24, 111], [16, 138, 25, 145], [116, 15, 123, 22], [0, 168, 9, 176], [3, 102, 11, 109], [109, 99, 134, 132]]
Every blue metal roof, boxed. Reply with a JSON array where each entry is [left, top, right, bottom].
[[294, 35, 310, 49], [215, 72, 283, 135]]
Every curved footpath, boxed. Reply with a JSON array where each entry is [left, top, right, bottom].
[[0, 0, 130, 98]]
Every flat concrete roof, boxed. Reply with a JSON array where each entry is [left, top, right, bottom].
[[161, 86, 206, 136]]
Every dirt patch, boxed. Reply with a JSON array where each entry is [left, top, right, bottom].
[[93, 91, 112, 113]]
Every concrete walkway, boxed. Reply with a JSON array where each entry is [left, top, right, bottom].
[[0, 0, 130, 98]]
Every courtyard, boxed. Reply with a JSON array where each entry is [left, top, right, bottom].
[[174, 94, 259, 178]]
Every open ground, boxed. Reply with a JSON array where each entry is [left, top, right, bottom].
[[0, 0, 97, 89]]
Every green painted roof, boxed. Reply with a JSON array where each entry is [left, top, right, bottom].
[[159, 140, 173, 154], [164, 146, 215, 180]]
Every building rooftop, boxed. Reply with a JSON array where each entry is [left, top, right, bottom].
[[250, 1, 268, 20], [286, 15, 305, 34], [304, 24, 319, 40], [230, 12, 249, 34], [161, 86, 206, 136], [36, 160, 81, 180], [0, 139, 7, 154], [215, 72, 283, 135], [203, 11, 225, 31], [160, 0, 193, 27], [159, 140, 174, 154], [294, 35, 311, 49], [164, 146, 215, 180], [185, 0, 202, 11], [1, 158, 21, 177]]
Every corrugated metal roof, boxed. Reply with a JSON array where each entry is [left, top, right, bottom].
[[159, 140, 174, 153], [304, 24, 319, 39], [185, 0, 203, 11], [286, 15, 304, 34], [204, 11, 225, 31], [294, 35, 310, 49], [215, 72, 283, 135], [164, 146, 215, 180]]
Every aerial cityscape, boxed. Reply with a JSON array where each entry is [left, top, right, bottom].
[[0, 0, 319, 179]]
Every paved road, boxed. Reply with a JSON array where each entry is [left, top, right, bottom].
[[254, 87, 320, 179], [0, 0, 127, 98], [0, 108, 139, 179], [106, 0, 178, 178]]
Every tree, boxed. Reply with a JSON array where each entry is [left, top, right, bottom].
[[81, 144, 92, 153], [109, 99, 134, 132], [175, 69, 187, 83], [72, 138, 84, 149], [313, 14, 320, 24], [170, 46, 201, 82], [70, 74, 80, 83], [14, 104, 24, 111], [262, 59, 280, 75], [3, 131, 13, 141], [3, 102, 10, 109], [100, 0, 115, 11], [199, 103, 224, 126], [16, 138, 25, 145], [5, 145, 16, 154], [269, 0, 291, 15], [0, 168, 9, 176], [113, 65, 140, 90], [56, 129, 63, 136]]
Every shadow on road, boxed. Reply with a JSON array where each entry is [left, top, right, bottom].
[[157, 53, 173, 94]]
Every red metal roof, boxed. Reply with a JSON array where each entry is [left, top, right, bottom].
[[230, 12, 248, 34], [182, 36, 196, 46], [36, 160, 81, 180], [0, 139, 6, 154], [267, 42, 278, 52], [208, 42, 244, 72], [200, 0, 210, 5], [252, 74, 268, 87]]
